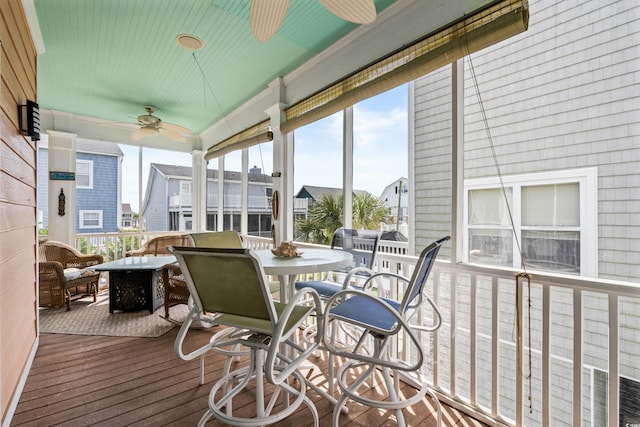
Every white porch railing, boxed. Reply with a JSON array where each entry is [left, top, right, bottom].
[[243, 235, 639, 427], [72, 232, 639, 427]]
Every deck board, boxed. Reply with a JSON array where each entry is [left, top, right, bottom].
[[11, 328, 487, 426]]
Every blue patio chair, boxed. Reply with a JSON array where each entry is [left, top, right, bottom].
[[322, 236, 450, 427], [294, 228, 381, 299], [170, 246, 323, 427]]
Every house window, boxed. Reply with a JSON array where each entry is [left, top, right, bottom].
[[76, 160, 93, 189], [591, 368, 640, 425], [464, 168, 597, 276], [79, 210, 103, 229]]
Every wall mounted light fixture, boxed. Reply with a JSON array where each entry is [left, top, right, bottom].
[[18, 100, 40, 141]]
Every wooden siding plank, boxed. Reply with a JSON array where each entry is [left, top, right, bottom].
[[0, 170, 36, 205], [0, 202, 35, 232], [0, 2, 37, 97], [0, 139, 36, 189]]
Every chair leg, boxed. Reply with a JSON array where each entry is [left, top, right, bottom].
[[205, 346, 318, 426]]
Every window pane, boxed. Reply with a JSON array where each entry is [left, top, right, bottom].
[[468, 188, 512, 226], [83, 212, 99, 226], [522, 230, 580, 274], [522, 183, 579, 227], [468, 228, 512, 267]]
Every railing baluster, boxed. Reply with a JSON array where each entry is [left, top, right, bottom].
[[608, 295, 619, 427], [492, 275, 499, 419], [573, 290, 582, 427], [470, 273, 477, 406], [450, 270, 457, 397], [542, 285, 551, 426]]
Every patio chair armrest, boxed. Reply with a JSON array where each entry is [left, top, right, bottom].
[[323, 289, 424, 372], [341, 266, 376, 290], [39, 261, 66, 285], [361, 271, 409, 291], [67, 253, 104, 268]]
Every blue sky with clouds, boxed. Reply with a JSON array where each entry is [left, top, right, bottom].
[[120, 84, 408, 212]]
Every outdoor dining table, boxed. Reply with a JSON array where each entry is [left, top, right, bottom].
[[254, 247, 353, 302]]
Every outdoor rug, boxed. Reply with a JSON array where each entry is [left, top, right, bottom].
[[39, 292, 190, 338]]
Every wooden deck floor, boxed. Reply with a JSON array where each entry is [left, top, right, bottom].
[[11, 328, 487, 426]]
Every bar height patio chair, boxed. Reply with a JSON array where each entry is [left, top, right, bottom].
[[170, 246, 323, 427], [161, 231, 244, 321], [322, 236, 450, 427]]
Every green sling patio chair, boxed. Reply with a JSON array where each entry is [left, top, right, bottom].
[[322, 236, 450, 427], [162, 231, 243, 321], [170, 246, 323, 427]]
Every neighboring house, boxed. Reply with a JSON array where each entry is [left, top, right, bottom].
[[379, 178, 409, 226], [412, 0, 639, 424], [121, 203, 136, 228], [295, 185, 369, 205], [140, 163, 274, 237], [37, 138, 123, 233]]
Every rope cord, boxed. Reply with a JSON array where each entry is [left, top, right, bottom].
[[465, 52, 534, 414]]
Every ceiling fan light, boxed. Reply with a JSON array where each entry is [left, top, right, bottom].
[[250, 0, 289, 42], [320, 0, 376, 24]]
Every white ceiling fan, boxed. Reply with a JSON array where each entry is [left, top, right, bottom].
[[132, 106, 190, 143], [250, 0, 377, 42]]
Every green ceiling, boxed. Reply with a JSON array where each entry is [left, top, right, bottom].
[[34, 0, 395, 135], [30, 0, 497, 149]]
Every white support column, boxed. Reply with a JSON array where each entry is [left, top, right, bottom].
[[241, 149, 249, 235], [46, 130, 77, 245], [407, 82, 416, 255], [217, 157, 224, 231], [267, 77, 289, 243], [343, 107, 353, 229], [452, 59, 464, 264], [191, 149, 206, 232]]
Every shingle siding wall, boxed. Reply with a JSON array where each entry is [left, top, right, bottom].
[[414, 0, 639, 282], [413, 0, 639, 423], [37, 148, 119, 232], [76, 152, 119, 232], [413, 66, 453, 257], [143, 171, 168, 231]]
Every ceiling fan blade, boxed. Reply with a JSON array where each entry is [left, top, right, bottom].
[[159, 127, 186, 143], [160, 121, 190, 134], [250, 0, 289, 42], [320, 0, 376, 24], [132, 127, 157, 140]]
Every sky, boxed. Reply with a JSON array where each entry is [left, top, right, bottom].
[[120, 84, 408, 213]]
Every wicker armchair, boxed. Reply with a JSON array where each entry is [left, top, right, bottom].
[[125, 234, 192, 257], [38, 240, 104, 310]]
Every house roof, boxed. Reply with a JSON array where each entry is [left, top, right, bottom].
[[295, 185, 368, 201], [122, 204, 132, 214], [75, 139, 124, 157]]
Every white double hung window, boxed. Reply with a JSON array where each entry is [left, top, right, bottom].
[[464, 168, 597, 276], [79, 210, 103, 229], [76, 159, 93, 189]]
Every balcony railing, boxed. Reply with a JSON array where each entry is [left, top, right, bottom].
[[169, 193, 309, 211], [73, 231, 638, 427]]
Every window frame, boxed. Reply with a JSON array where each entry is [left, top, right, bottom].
[[79, 210, 103, 229], [76, 159, 94, 189], [463, 167, 597, 276]]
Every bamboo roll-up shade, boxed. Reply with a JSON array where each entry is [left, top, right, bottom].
[[205, 120, 272, 160], [280, 0, 529, 134]]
